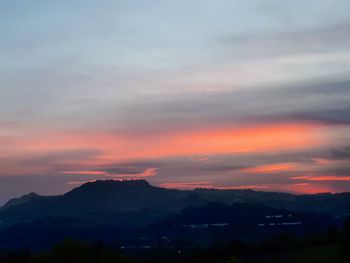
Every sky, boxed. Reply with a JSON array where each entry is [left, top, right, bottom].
[[0, 0, 350, 204]]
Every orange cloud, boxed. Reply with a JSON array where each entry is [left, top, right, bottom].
[[273, 183, 334, 194], [62, 171, 106, 175], [290, 175, 350, 181], [160, 181, 270, 190], [160, 181, 336, 194], [160, 181, 213, 189], [137, 123, 325, 158], [15, 122, 326, 159], [62, 168, 157, 178], [67, 180, 98, 185], [217, 185, 270, 190], [240, 163, 298, 174], [1, 122, 330, 176]]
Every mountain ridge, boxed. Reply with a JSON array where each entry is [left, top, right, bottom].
[[1, 179, 342, 210], [0, 179, 349, 249], [2, 179, 350, 213]]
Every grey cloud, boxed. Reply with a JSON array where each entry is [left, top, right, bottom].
[[291, 108, 350, 125], [330, 146, 350, 159], [2, 47, 350, 135], [0, 149, 101, 176], [219, 22, 350, 59], [106, 78, 350, 135], [254, 107, 350, 125], [201, 164, 249, 172], [20, 149, 101, 165], [101, 165, 155, 175], [325, 166, 350, 176]]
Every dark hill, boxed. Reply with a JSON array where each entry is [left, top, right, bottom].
[[0, 180, 349, 249]]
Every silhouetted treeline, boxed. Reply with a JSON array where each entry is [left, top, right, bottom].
[[142, 218, 350, 263], [0, 239, 132, 263], [1, 218, 350, 263]]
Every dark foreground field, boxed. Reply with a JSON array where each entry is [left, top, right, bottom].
[[1, 219, 350, 263]]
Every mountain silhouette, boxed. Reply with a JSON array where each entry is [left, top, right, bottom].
[[0, 179, 349, 249]]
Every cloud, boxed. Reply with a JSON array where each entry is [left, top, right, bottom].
[[102, 78, 350, 136], [219, 22, 350, 60], [62, 164, 158, 179], [286, 108, 350, 125], [290, 175, 350, 181], [1, 0, 350, 201], [200, 164, 250, 172], [330, 146, 350, 159], [102, 166, 156, 175], [0, 149, 101, 176], [327, 166, 350, 176], [159, 181, 269, 190], [240, 163, 299, 174], [61, 171, 106, 176], [67, 179, 98, 185], [160, 181, 213, 189]]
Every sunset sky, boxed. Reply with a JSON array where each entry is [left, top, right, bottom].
[[1, 0, 350, 203]]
